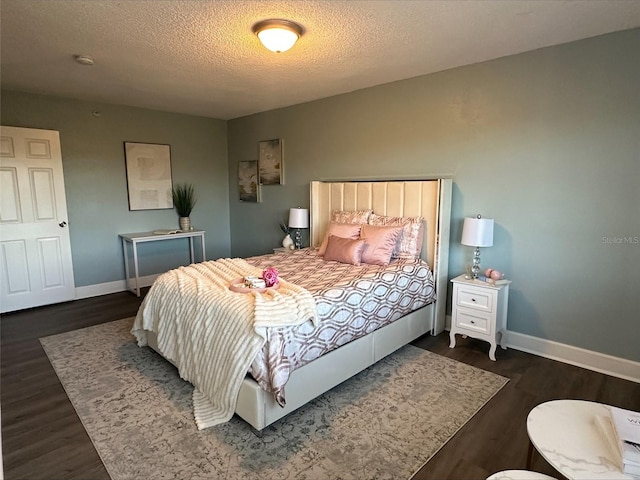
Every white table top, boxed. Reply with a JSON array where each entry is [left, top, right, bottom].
[[119, 229, 205, 241], [487, 470, 557, 480], [527, 400, 632, 480], [451, 274, 511, 289]]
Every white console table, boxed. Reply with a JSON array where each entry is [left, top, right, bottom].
[[120, 229, 206, 297]]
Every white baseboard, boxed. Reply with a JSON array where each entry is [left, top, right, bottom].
[[445, 315, 640, 383], [504, 331, 640, 384], [74, 274, 160, 300]]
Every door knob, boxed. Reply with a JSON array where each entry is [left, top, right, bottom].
[[59, 221, 67, 227]]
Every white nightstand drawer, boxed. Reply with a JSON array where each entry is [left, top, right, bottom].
[[456, 287, 495, 312], [454, 308, 491, 335]]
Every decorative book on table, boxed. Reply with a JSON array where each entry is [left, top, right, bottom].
[[596, 406, 640, 477], [476, 275, 509, 286]]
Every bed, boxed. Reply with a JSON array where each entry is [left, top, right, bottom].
[[134, 178, 452, 431]]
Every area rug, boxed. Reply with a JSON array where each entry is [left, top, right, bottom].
[[40, 318, 508, 480]]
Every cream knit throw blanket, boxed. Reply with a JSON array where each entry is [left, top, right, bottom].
[[131, 258, 318, 429]]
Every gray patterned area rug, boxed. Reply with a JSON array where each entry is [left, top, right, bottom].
[[40, 318, 508, 480]]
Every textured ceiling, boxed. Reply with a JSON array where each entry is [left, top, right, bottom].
[[1, 0, 639, 120]]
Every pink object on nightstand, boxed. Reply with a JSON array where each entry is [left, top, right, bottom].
[[490, 270, 504, 280]]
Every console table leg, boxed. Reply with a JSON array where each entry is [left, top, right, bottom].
[[122, 237, 131, 294], [132, 242, 140, 297], [189, 237, 195, 263]]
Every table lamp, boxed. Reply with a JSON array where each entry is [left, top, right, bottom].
[[288, 207, 309, 249], [461, 214, 494, 279]]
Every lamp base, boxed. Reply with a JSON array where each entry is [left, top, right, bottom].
[[471, 246, 481, 279]]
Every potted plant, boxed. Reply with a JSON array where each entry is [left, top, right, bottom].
[[172, 183, 197, 231]]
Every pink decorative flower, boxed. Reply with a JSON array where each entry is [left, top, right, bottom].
[[262, 267, 279, 287]]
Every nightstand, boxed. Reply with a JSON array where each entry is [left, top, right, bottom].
[[273, 247, 294, 254], [449, 274, 511, 361]]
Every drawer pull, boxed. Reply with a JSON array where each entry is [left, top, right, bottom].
[[470, 320, 476, 324], [471, 298, 476, 302]]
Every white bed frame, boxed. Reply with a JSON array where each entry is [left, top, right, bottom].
[[149, 179, 452, 431]]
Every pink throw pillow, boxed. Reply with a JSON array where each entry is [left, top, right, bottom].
[[323, 235, 366, 266], [318, 223, 362, 255], [360, 224, 403, 266]]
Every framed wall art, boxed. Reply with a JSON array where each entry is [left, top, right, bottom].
[[238, 160, 260, 202], [124, 142, 173, 210], [258, 138, 283, 185]]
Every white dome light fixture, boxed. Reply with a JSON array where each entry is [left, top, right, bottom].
[[252, 19, 304, 53]]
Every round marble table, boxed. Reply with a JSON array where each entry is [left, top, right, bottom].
[[487, 470, 557, 480], [527, 400, 633, 479]]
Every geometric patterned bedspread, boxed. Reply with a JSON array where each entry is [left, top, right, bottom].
[[245, 248, 436, 405]]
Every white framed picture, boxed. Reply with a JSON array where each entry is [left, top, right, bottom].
[[124, 142, 173, 210]]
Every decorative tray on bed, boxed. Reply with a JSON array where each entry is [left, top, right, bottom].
[[229, 278, 279, 294]]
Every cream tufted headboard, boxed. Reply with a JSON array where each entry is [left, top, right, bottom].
[[310, 179, 452, 334]]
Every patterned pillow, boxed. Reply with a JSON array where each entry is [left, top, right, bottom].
[[323, 235, 366, 266], [360, 224, 403, 266], [331, 209, 373, 225], [318, 222, 363, 255], [368, 213, 425, 259]]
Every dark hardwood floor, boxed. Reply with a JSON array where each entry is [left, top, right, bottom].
[[2, 291, 639, 480]]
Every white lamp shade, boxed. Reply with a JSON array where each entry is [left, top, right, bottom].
[[461, 217, 494, 247], [257, 27, 299, 53], [288, 208, 309, 228]]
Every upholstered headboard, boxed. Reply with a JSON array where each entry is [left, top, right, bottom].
[[310, 179, 452, 334]]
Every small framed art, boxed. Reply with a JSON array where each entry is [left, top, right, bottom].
[[258, 138, 283, 185], [238, 160, 260, 202]]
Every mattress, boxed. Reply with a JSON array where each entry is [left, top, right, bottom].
[[245, 248, 436, 405]]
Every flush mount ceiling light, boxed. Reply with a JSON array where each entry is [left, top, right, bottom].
[[252, 19, 304, 53]]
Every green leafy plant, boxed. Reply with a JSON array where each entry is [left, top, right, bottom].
[[279, 219, 291, 235], [171, 183, 197, 217]]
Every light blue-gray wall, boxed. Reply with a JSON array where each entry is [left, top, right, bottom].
[[1, 30, 637, 362], [227, 29, 640, 362], [1, 92, 230, 286]]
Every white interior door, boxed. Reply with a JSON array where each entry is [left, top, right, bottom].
[[0, 126, 75, 313]]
